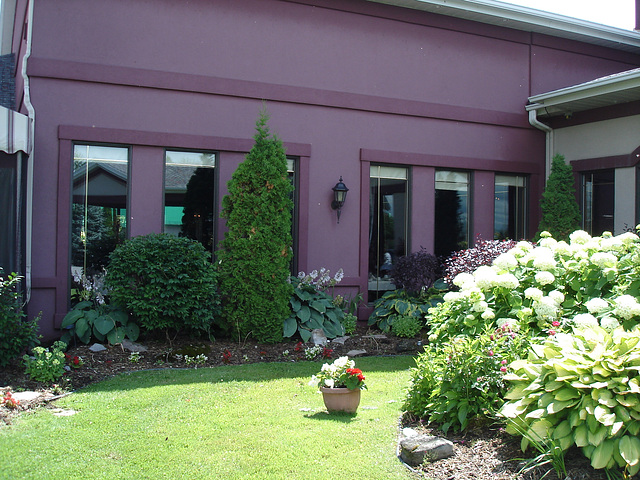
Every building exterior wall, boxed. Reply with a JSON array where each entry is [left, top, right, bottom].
[[8, 0, 640, 339]]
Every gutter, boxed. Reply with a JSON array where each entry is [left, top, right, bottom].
[[526, 106, 553, 179], [22, 0, 35, 302]]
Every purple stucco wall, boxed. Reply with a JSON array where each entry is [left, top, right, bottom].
[[14, 0, 640, 339]]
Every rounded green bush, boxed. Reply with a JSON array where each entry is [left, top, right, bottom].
[[105, 233, 220, 335], [390, 314, 423, 338]]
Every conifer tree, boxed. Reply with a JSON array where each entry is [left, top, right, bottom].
[[217, 110, 293, 342], [536, 154, 581, 241]]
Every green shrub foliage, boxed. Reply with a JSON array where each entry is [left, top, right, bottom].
[[105, 233, 220, 335], [0, 269, 39, 366], [537, 154, 581, 241], [500, 326, 640, 476], [217, 111, 293, 343], [283, 277, 345, 342], [390, 314, 423, 338]]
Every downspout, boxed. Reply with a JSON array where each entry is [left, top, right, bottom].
[[527, 107, 553, 178], [22, 0, 35, 302]]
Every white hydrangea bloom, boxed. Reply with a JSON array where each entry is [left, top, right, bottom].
[[539, 237, 557, 248], [548, 290, 565, 305], [495, 273, 520, 290], [600, 316, 620, 331], [516, 241, 533, 252], [617, 232, 639, 245], [553, 241, 570, 255], [493, 253, 518, 271], [496, 317, 518, 330], [472, 301, 488, 312], [481, 309, 495, 320], [474, 266, 498, 291], [452, 272, 474, 288], [585, 298, 609, 314], [573, 313, 599, 329], [533, 296, 558, 318], [535, 271, 555, 285], [614, 295, 640, 320], [520, 307, 533, 317], [532, 248, 557, 271], [525, 287, 544, 301], [443, 291, 462, 303], [590, 252, 617, 269], [569, 230, 592, 245]]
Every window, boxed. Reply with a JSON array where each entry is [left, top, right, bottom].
[[582, 170, 614, 235], [494, 174, 527, 240], [164, 150, 216, 252], [368, 165, 408, 302], [434, 170, 469, 257], [72, 145, 129, 276]]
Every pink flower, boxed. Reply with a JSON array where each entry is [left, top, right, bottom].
[[488, 350, 494, 356], [501, 359, 507, 365], [500, 366, 507, 373], [548, 330, 556, 336], [552, 321, 560, 327]]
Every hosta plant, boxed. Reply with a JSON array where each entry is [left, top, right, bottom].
[[60, 301, 139, 345], [284, 275, 345, 342], [499, 326, 640, 477], [428, 229, 640, 346]]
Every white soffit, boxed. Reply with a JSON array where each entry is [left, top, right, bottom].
[[527, 68, 640, 117], [0, 106, 30, 154], [367, 0, 640, 52]]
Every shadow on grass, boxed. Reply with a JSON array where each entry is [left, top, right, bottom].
[[75, 355, 416, 394], [303, 410, 359, 423]]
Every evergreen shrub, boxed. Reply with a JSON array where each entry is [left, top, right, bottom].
[[106, 233, 220, 335]]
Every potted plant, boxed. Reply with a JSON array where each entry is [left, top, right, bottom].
[[309, 356, 366, 413]]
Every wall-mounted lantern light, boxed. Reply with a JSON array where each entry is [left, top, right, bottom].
[[331, 176, 349, 223]]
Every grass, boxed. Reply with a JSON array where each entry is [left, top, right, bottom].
[[0, 356, 416, 480]]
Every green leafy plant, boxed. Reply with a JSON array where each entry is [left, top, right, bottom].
[[404, 329, 527, 433], [309, 356, 367, 390], [499, 326, 640, 477], [341, 313, 357, 335], [390, 314, 423, 338], [23, 341, 67, 383], [368, 282, 446, 333], [536, 154, 581, 241], [61, 301, 138, 345], [106, 233, 220, 336], [284, 276, 345, 342], [217, 110, 293, 343], [0, 269, 40, 367]]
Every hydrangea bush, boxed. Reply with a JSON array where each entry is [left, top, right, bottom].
[[428, 230, 640, 345]]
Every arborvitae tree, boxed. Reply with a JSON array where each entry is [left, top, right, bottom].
[[217, 110, 293, 343], [536, 154, 581, 241]]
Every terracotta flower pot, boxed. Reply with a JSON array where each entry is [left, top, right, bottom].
[[320, 387, 361, 413]]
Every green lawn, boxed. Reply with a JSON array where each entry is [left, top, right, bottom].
[[1, 356, 417, 480]]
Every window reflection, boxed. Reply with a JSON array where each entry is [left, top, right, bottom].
[[368, 165, 407, 302], [582, 170, 614, 235], [72, 145, 128, 276], [494, 175, 526, 240]]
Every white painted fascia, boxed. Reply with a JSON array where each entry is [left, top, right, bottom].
[[367, 0, 640, 51]]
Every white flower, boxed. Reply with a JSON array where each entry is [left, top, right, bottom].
[[497, 318, 518, 330], [453, 273, 474, 288], [614, 295, 640, 320], [572, 313, 598, 329], [324, 378, 335, 388], [532, 248, 557, 271], [515, 241, 533, 252], [585, 298, 609, 314], [481, 309, 495, 320], [525, 287, 544, 301], [472, 301, 488, 312], [493, 253, 518, 271], [553, 241, 571, 255], [308, 375, 318, 386], [549, 290, 565, 305], [569, 230, 592, 245], [539, 237, 557, 248], [533, 297, 558, 318], [535, 271, 555, 285], [617, 232, 639, 245], [495, 273, 520, 290], [474, 266, 498, 291], [444, 291, 462, 303], [590, 252, 617, 269], [600, 316, 620, 331]]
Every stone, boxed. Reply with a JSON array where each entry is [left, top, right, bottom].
[[121, 339, 148, 352], [395, 339, 422, 353], [401, 427, 420, 438], [363, 334, 387, 340], [346, 349, 366, 357], [88, 343, 107, 352], [399, 434, 454, 466], [330, 336, 349, 345], [311, 329, 328, 346]]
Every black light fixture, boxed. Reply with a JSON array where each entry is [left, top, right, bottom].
[[331, 176, 349, 223]]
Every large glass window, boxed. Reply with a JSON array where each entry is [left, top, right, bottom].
[[164, 150, 216, 251], [434, 170, 469, 257], [494, 174, 527, 240], [368, 165, 408, 302], [582, 170, 614, 235], [72, 145, 129, 276]]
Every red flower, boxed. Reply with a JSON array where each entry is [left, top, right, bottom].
[[548, 330, 556, 336], [294, 342, 303, 352], [73, 357, 80, 365], [500, 366, 508, 373]]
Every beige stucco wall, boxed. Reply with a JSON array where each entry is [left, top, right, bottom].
[[552, 115, 640, 235]]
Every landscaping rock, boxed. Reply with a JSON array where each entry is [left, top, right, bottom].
[[311, 329, 328, 346], [330, 336, 349, 345], [122, 340, 148, 353], [88, 343, 107, 352], [346, 349, 366, 357], [399, 434, 454, 466]]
